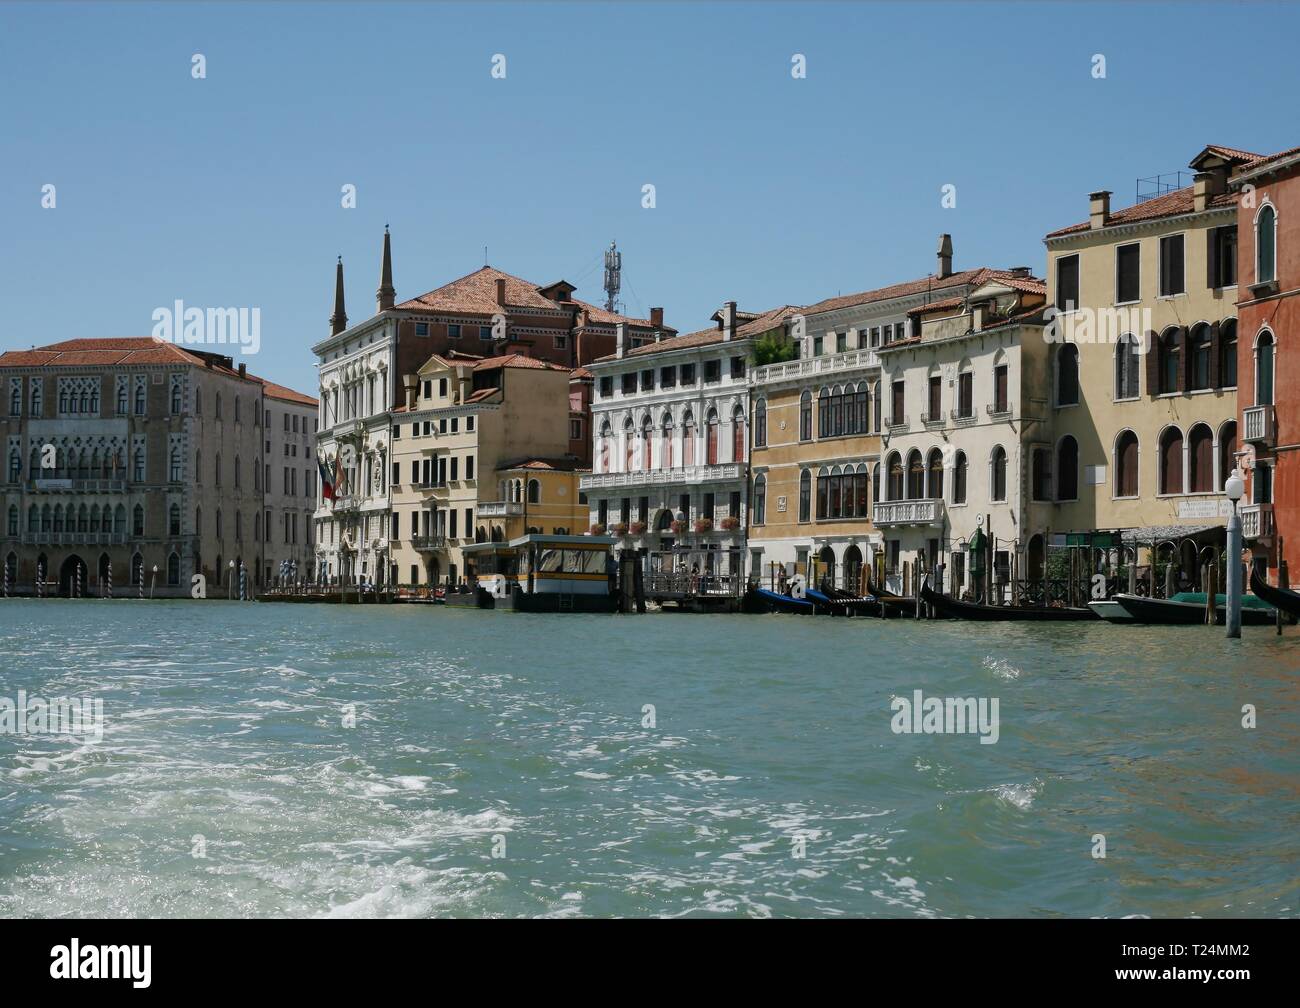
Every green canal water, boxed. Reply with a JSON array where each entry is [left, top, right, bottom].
[[0, 600, 1297, 918]]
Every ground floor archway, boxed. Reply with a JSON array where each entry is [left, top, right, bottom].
[[59, 554, 87, 598]]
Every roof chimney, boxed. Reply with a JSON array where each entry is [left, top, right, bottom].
[[495, 277, 506, 305], [615, 322, 626, 359], [650, 306, 663, 329], [376, 225, 395, 312], [971, 304, 984, 332], [721, 301, 737, 341], [403, 373, 418, 410], [330, 256, 348, 336], [1089, 191, 1111, 230], [1010, 266, 1032, 278], [238, 362, 246, 378], [1193, 171, 1218, 212], [937, 234, 953, 279]]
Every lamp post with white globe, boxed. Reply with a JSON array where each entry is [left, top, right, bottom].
[[1225, 467, 1245, 639]]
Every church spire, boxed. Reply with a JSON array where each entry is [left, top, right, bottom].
[[376, 225, 395, 312], [329, 256, 348, 335]]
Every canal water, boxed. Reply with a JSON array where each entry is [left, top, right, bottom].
[[0, 600, 1296, 918]]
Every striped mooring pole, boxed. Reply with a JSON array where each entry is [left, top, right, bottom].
[[74, 563, 82, 599], [239, 562, 247, 601], [3, 560, 9, 599], [105, 560, 113, 599], [37, 562, 45, 599], [139, 567, 144, 600]]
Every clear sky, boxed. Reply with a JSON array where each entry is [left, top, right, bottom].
[[2, 1, 1297, 394]]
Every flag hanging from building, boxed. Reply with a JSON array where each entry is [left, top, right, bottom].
[[333, 451, 347, 497], [318, 455, 335, 502]]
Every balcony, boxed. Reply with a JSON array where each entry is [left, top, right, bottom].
[[331, 494, 361, 512], [579, 463, 742, 491], [1241, 503, 1274, 541], [476, 501, 522, 517], [1243, 405, 1275, 445], [19, 531, 129, 546], [751, 347, 880, 386], [413, 534, 448, 551], [873, 499, 946, 527], [27, 474, 128, 492]]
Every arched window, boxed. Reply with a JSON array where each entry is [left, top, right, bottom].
[[168, 502, 180, 535], [133, 447, 145, 482], [1158, 328, 1181, 395], [1256, 330, 1275, 405], [927, 448, 944, 499], [214, 452, 222, 486], [1115, 333, 1141, 399], [6, 505, 16, 537], [641, 415, 653, 472], [754, 398, 767, 448], [1219, 319, 1237, 388], [906, 450, 924, 500], [683, 411, 696, 466], [171, 383, 182, 414], [1257, 203, 1277, 284], [1032, 447, 1053, 501], [706, 409, 719, 466], [1112, 431, 1133, 499], [216, 508, 223, 539], [731, 406, 745, 462], [235, 511, 243, 541], [852, 463, 869, 518], [7, 448, 19, 483], [798, 469, 811, 522], [887, 452, 904, 501], [527, 479, 540, 504], [167, 552, 180, 586], [197, 506, 203, 537], [953, 451, 968, 504], [1158, 426, 1184, 495], [817, 387, 831, 438], [660, 413, 674, 469], [1057, 436, 1078, 501], [816, 467, 831, 520], [855, 382, 870, 435], [1056, 343, 1079, 406], [753, 474, 767, 525], [623, 418, 635, 472], [1219, 420, 1237, 492], [799, 390, 812, 441], [169, 446, 182, 482], [599, 422, 611, 472], [133, 503, 145, 536], [991, 446, 1007, 502], [1187, 423, 1214, 493], [1188, 323, 1212, 391], [134, 382, 146, 415]]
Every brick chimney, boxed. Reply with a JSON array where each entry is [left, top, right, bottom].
[[937, 234, 953, 278], [1192, 171, 1226, 212], [495, 277, 506, 305], [615, 322, 626, 359], [721, 301, 737, 341], [1089, 191, 1111, 229], [403, 374, 418, 410], [456, 366, 471, 405], [238, 362, 246, 378], [650, 306, 663, 329]]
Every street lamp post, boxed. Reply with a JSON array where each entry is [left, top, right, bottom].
[[149, 564, 158, 600], [227, 559, 235, 601], [1225, 468, 1245, 639]]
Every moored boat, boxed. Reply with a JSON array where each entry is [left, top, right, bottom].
[[1111, 591, 1276, 626], [920, 581, 1098, 622], [1249, 568, 1300, 620], [1087, 600, 1134, 623], [742, 586, 816, 614]]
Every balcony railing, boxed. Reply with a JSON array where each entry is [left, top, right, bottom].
[[1243, 405, 1275, 445], [476, 501, 522, 517], [751, 347, 881, 386], [873, 499, 945, 527], [579, 463, 742, 491], [413, 534, 448, 551], [19, 531, 129, 546], [26, 474, 128, 492], [1241, 503, 1274, 540]]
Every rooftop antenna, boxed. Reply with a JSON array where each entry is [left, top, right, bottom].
[[603, 240, 622, 312], [484, 245, 488, 266]]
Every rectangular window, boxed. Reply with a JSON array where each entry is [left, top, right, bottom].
[[659, 366, 676, 388], [621, 373, 637, 395], [680, 364, 696, 385], [1115, 243, 1140, 303], [466, 456, 474, 480], [891, 380, 904, 424], [448, 324, 461, 339], [813, 336, 824, 357], [640, 370, 654, 392], [994, 364, 1008, 413], [703, 360, 721, 383], [835, 332, 847, 353], [450, 457, 459, 482], [599, 376, 613, 398], [1056, 254, 1080, 311], [1208, 225, 1237, 289], [730, 357, 746, 380], [1159, 234, 1185, 296], [958, 371, 973, 418], [479, 325, 493, 340], [869, 326, 881, 348], [569, 419, 581, 440], [927, 375, 941, 421]]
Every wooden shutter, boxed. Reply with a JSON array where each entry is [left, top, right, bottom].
[[1145, 330, 1160, 397], [1178, 326, 1190, 393], [1206, 229, 1218, 290], [1207, 321, 1221, 389]]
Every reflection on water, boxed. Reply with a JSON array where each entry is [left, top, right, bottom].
[[0, 600, 1297, 918]]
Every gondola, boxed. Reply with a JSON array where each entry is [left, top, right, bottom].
[[1249, 568, 1300, 620], [742, 586, 816, 615], [828, 587, 884, 617], [1111, 592, 1277, 626], [863, 579, 918, 617], [919, 580, 1098, 622]]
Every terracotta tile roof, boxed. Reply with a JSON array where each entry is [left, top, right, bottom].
[[906, 295, 965, 316], [801, 268, 995, 317], [472, 353, 568, 372], [1197, 144, 1266, 165], [601, 304, 803, 362], [570, 366, 594, 379], [1045, 186, 1237, 238], [255, 377, 317, 406], [394, 266, 660, 331], [0, 337, 269, 385]]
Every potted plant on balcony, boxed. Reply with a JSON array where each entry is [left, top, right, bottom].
[[694, 517, 714, 534], [670, 519, 689, 535], [628, 521, 646, 536], [612, 522, 630, 537], [588, 523, 606, 535], [720, 516, 740, 531]]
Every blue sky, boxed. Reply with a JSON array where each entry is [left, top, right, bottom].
[[2, 1, 1297, 394]]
